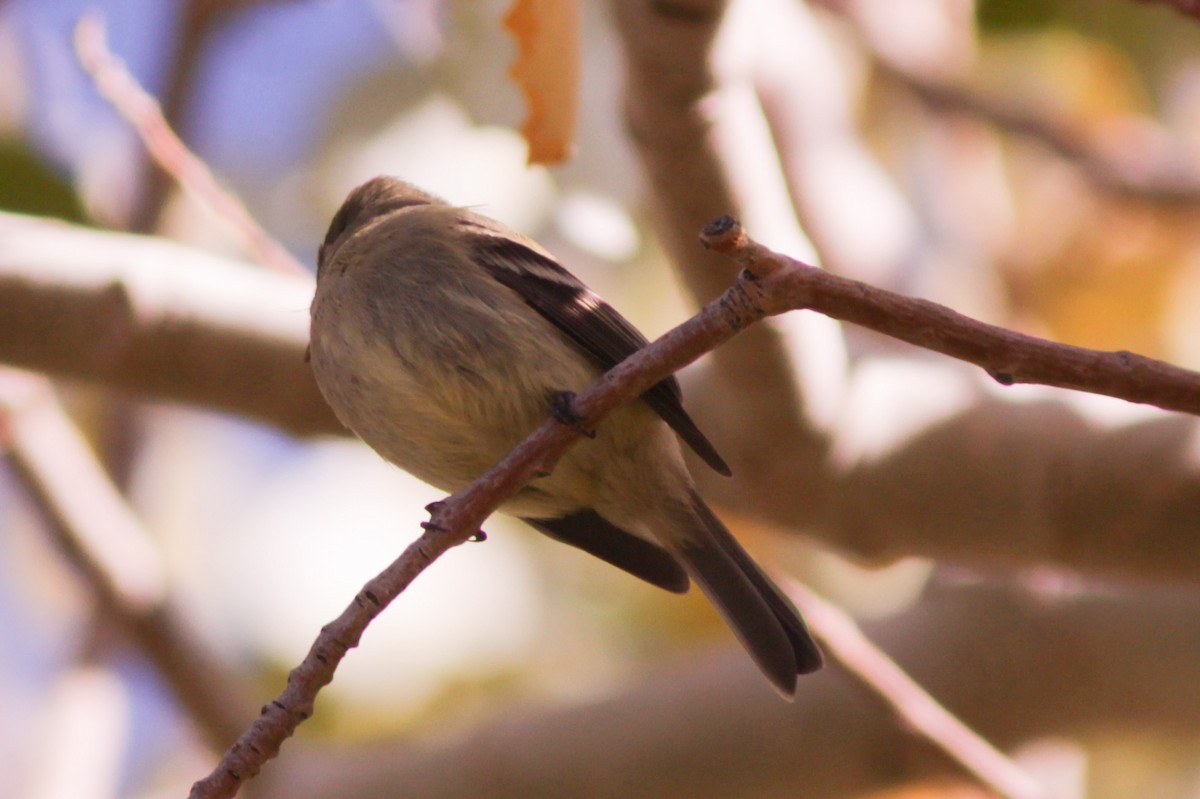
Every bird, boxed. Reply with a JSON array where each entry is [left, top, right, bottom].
[[307, 176, 822, 695]]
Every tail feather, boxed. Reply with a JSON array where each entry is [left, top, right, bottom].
[[674, 491, 823, 696]]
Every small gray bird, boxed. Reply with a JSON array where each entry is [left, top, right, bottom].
[[308, 176, 822, 695]]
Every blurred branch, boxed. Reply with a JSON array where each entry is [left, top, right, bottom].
[[74, 13, 307, 274], [609, 0, 734, 304], [783, 579, 1046, 799], [888, 66, 1200, 208], [822, 0, 1200, 208], [120, 0, 301, 232], [0, 212, 334, 437], [609, 0, 831, 525], [264, 581, 1200, 799], [4, 212, 1200, 581], [738, 0, 922, 286], [0, 367, 253, 750]]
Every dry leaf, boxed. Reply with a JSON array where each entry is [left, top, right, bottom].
[[503, 0, 580, 165]]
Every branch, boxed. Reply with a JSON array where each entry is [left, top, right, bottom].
[[129, 0, 303, 228], [74, 13, 307, 274], [738, 0, 923, 286], [5, 213, 1200, 580], [609, 0, 830, 523], [784, 578, 1046, 799], [702, 217, 1200, 416], [819, 1, 1200, 208], [887, 65, 1200, 208], [0, 212, 335, 437], [610, 0, 736, 305], [0, 367, 254, 749]]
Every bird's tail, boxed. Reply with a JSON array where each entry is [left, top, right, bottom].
[[670, 490, 823, 697]]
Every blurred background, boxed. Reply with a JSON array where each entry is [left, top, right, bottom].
[[3, 1, 1200, 798]]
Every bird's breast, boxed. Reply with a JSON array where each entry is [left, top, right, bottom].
[[309, 268, 600, 495]]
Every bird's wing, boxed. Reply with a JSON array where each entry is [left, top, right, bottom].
[[523, 510, 690, 593], [463, 218, 731, 476]]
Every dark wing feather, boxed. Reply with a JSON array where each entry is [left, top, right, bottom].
[[467, 229, 731, 476], [524, 511, 690, 593]]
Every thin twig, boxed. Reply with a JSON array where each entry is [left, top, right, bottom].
[[782, 578, 1048, 799], [701, 216, 1200, 416], [130, 0, 299, 230], [72, 13, 307, 276]]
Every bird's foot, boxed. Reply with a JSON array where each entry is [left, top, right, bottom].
[[549, 391, 595, 438]]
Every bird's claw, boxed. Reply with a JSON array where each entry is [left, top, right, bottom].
[[549, 391, 595, 438]]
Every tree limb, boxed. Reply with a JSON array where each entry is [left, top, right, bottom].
[[0, 367, 255, 750], [0, 212, 335, 437], [5, 212, 1200, 583]]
